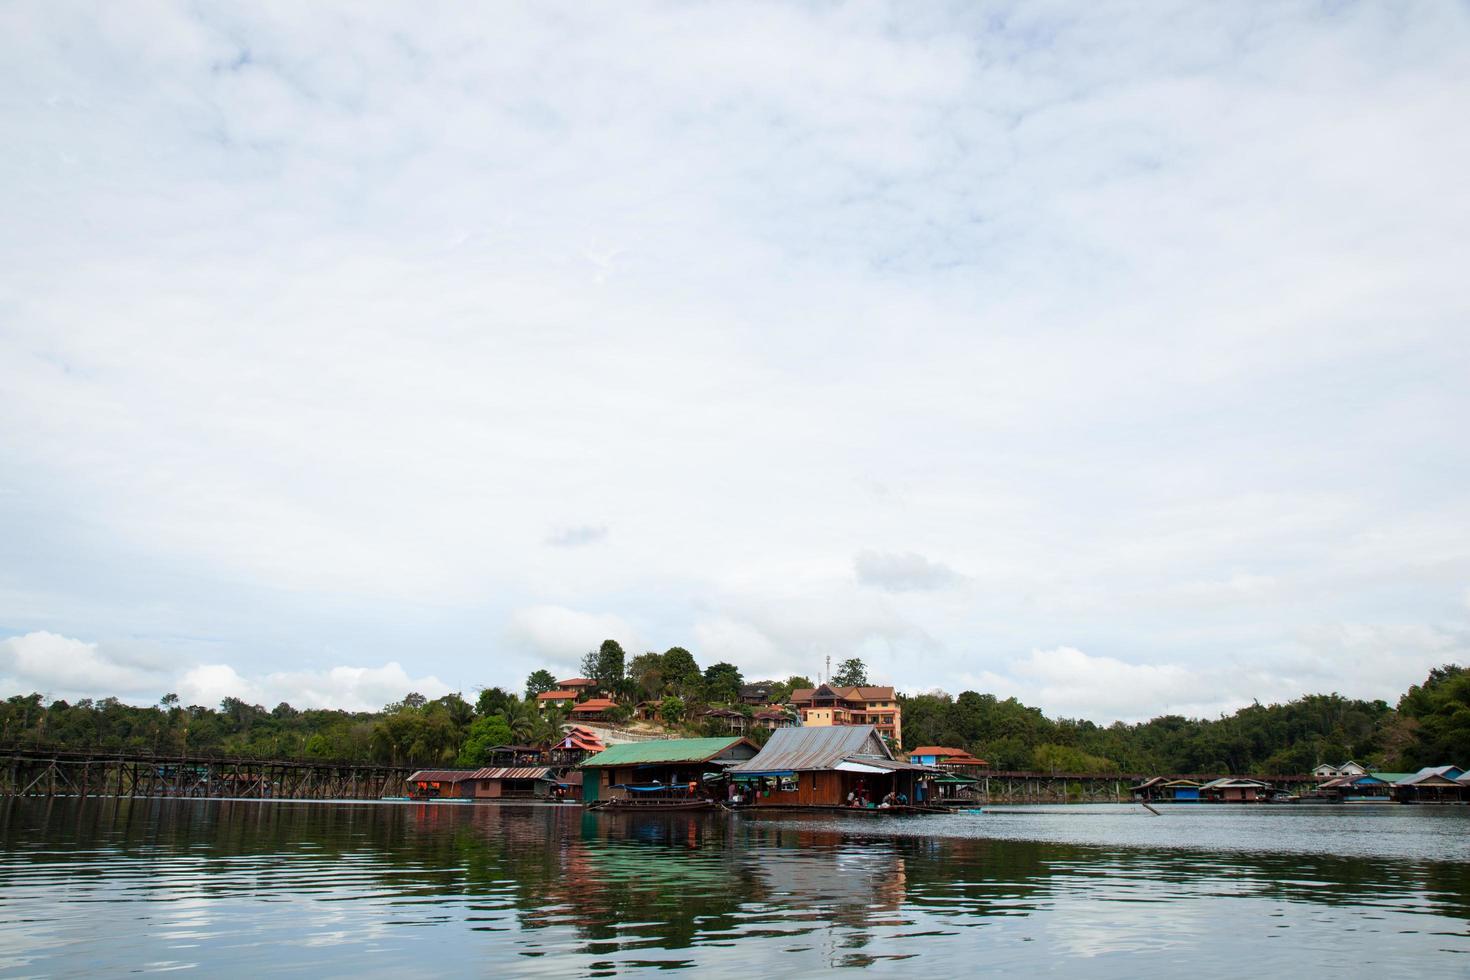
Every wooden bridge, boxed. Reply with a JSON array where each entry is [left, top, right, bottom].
[[0, 744, 412, 800], [968, 770, 1319, 803]]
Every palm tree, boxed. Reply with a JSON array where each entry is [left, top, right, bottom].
[[497, 697, 537, 744], [534, 704, 570, 746]]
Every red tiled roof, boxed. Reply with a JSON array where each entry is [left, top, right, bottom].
[[910, 746, 969, 757], [570, 698, 619, 713], [537, 690, 578, 700], [558, 677, 597, 687]]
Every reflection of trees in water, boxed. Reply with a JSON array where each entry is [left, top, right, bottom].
[[4, 799, 1468, 953]]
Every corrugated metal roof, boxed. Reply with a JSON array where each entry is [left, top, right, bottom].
[[728, 725, 892, 773], [407, 769, 479, 783], [471, 767, 552, 780], [580, 737, 751, 767]]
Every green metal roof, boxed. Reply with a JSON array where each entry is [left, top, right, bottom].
[[1369, 772, 1414, 784], [580, 737, 748, 768]]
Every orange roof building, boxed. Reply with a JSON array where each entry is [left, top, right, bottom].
[[788, 683, 902, 746]]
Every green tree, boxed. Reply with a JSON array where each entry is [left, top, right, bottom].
[[832, 658, 869, 687], [702, 662, 743, 704], [455, 715, 515, 766], [660, 647, 702, 698], [1398, 665, 1470, 766], [524, 670, 558, 699], [659, 696, 686, 724], [477, 686, 513, 718], [581, 639, 627, 694], [769, 676, 814, 703]]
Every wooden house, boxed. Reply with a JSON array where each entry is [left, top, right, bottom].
[[569, 698, 620, 721], [752, 708, 798, 731], [1197, 777, 1271, 803], [907, 746, 988, 774], [550, 726, 606, 766], [740, 682, 775, 705], [556, 677, 601, 701], [1318, 773, 1391, 802], [579, 737, 758, 804], [536, 690, 579, 710], [726, 725, 939, 808], [701, 707, 749, 734], [406, 767, 555, 801]]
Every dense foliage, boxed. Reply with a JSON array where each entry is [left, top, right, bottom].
[[898, 673, 1461, 774], [2, 649, 1464, 773]]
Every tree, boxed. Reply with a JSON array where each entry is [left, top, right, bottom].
[[455, 715, 515, 767], [1398, 665, 1470, 766], [769, 676, 813, 703], [477, 686, 513, 718], [660, 696, 686, 724], [660, 647, 702, 698], [702, 662, 743, 704], [496, 698, 537, 743], [628, 652, 665, 701], [581, 639, 627, 694], [524, 670, 558, 699], [832, 658, 869, 687]]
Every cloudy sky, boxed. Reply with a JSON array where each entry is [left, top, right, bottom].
[[2, 2, 1468, 722]]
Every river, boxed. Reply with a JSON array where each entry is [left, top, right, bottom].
[[2, 799, 1467, 976]]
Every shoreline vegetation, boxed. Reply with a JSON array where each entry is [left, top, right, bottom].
[[3, 641, 1466, 776]]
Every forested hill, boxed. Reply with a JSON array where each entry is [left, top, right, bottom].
[[3, 664, 1466, 775]]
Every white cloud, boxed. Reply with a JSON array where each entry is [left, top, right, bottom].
[[545, 525, 609, 548], [1, 3, 1467, 715], [177, 661, 450, 712], [854, 550, 964, 593], [508, 605, 638, 670], [0, 631, 165, 700]]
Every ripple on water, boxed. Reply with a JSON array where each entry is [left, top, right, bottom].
[[1, 799, 1469, 977]]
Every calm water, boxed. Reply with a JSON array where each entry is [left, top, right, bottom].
[[2, 799, 1468, 977]]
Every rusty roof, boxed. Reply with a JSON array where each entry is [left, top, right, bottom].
[[408, 767, 552, 782], [472, 767, 552, 780], [407, 769, 479, 783], [728, 725, 893, 773]]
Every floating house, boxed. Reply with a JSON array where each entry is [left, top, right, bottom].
[[907, 746, 988, 773], [1131, 777, 1202, 802], [1391, 766, 1466, 803], [726, 725, 938, 808], [579, 737, 758, 804], [1317, 772, 1392, 802], [406, 766, 555, 801], [1198, 777, 1271, 803]]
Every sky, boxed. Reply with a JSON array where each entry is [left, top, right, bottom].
[[2, 1, 1468, 723]]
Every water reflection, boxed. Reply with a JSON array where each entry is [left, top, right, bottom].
[[1, 799, 1468, 976]]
